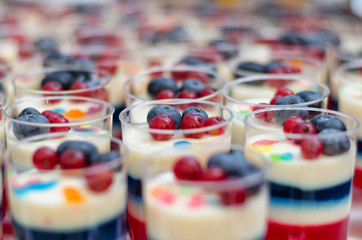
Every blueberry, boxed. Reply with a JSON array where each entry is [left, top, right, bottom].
[[319, 128, 350, 155], [75, 74, 101, 88], [66, 58, 95, 78], [167, 26, 189, 42], [208, 40, 238, 60], [310, 114, 346, 132], [18, 107, 40, 117], [34, 37, 59, 55], [43, 51, 69, 67], [279, 32, 306, 45], [265, 60, 282, 72], [147, 77, 178, 98], [179, 56, 206, 66], [41, 71, 75, 90], [181, 107, 209, 120], [296, 91, 323, 108], [97, 151, 121, 163], [57, 141, 99, 164], [13, 114, 50, 140], [147, 105, 182, 128], [312, 29, 340, 46], [274, 95, 309, 125], [180, 79, 204, 94], [235, 62, 266, 73]]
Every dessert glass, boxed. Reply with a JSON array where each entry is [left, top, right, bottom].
[[124, 66, 225, 106], [244, 107, 359, 240], [4, 132, 127, 240], [0, 93, 8, 143], [4, 95, 114, 161], [119, 99, 233, 240], [223, 75, 330, 145], [142, 144, 269, 240]]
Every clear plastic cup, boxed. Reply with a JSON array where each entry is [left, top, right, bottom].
[[244, 107, 359, 240], [223, 74, 330, 144], [4, 132, 127, 240], [0, 93, 8, 143], [142, 144, 269, 240]]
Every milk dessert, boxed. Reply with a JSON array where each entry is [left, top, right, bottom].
[[337, 59, 362, 193], [124, 65, 225, 106], [119, 99, 234, 240], [4, 96, 114, 167], [223, 75, 329, 145], [5, 132, 128, 240], [244, 107, 359, 240], [143, 145, 269, 240]]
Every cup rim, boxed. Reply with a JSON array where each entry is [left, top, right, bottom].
[[337, 58, 362, 83], [3, 95, 114, 127], [123, 65, 226, 102], [223, 74, 330, 108], [243, 106, 360, 138], [119, 98, 234, 135]]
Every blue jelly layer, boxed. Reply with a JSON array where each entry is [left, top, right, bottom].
[[113, 104, 126, 126], [270, 179, 352, 202], [128, 175, 142, 199], [357, 140, 362, 157], [13, 212, 127, 240], [148, 235, 264, 240]]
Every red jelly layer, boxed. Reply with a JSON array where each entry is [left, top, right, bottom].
[[267, 217, 349, 240], [128, 210, 147, 240], [353, 167, 362, 190]]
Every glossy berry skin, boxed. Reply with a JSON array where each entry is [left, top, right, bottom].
[[319, 128, 350, 155], [34, 37, 59, 55], [270, 95, 283, 105], [42, 81, 63, 92], [253, 104, 274, 123], [149, 114, 176, 141], [70, 81, 91, 98], [274, 95, 308, 125], [41, 71, 74, 90], [310, 115, 346, 132], [147, 77, 178, 98], [182, 107, 209, 121], [291, 122, 317, 144], [236, 62, 266, 73], [205, 116, 226, 136], [41, 110, 70, 133], [33, 147, 58, 170], [180, 79, 205, 94], [57, 141, 99, 165], [98, 151, 121, 163], [85, 165, 113, 192], [220, 189, 247, 206], [178, 89, 198, 99], [13, 114, 50, 140], [180, 113, 205, 139], [173, 157, 203, 180], [147, 105, 182, 129], [202, 166, 226, 181], [296, 91, 323, 108], [283, 116, 305, 134], [198, 87, 219, 102], [155, 89, 177, 100], [274, 87, 294, 97], [59, 149, 87, 170], [208, 151, 251, 177], [18, 107, 40, 117], [300, 138, 323, 160]]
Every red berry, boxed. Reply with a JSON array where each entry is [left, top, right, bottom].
[[205, 116, 226, 136], [173, 157, 202, 180], [291, 122, 317, 144], [219, 189, 247, 206], [42, 81, 63, 103], [283, 116, 305, 134], [178, 89, 197, 99], [300, 137, 323, 160], [94, 88, 109, 101], [70, 81, 91, 99], [198, 87, 220, 102], [274, 87, 294, 97], [180, 113, 205, 139], [41, 110, 70, 133], [253, 103, 274, 122], [33, 147, 58, 170], [270, 95, 283, 105], [149, 114, 176, 141], [96, 61, 117, 76], [156, 89, 177, 100], [187, 71, 208, 84], [85, 164, 113, 192], [59, 149, 87, 170], [202, 167, 226, 181], [149, 60, 163, 78]]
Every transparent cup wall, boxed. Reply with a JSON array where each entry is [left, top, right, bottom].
[[143, 144, 269, 240], [119, 99, 233, 240], [244, 107, 359, 240], [4, 96, 114, 161], [337, 59, 362, 193], [223, 75, 330, 145], [124, 66, 226, 106], [4, 132, 127, 240]]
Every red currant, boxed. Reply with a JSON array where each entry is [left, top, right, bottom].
[[202, 167, 226, 181], [205, 116, 226, 136], [178, 89, 197, 99], [180, 113, 205, 139], [219, 189, 247, 206], [42, 81, 63, 103], [291, 122, 317, 144], [253, 104, 274, 122], [187, 71, 208, 84], [283, 116, 305, 134], [156, 89, 176, 100], [41, 110, 70, 133], [149, 114, 176, 141], [173, 157, 202, 180], [300, 137, 323, 160], [59, 149, 87, 170], [270, 95, 283, 105], [274, 87, 294, 97], [33, 147, 58, 170], [85, 164, 113, 192], [198, 87, 220, 102], [70, 81, 91, 99]]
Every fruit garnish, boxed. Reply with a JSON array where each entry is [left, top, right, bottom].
[[310, 115, 346, 133], [149, 114, 176, 141], [202, 166, 226, 181], [274, 87, 294, 97], [147, 105, 181, 129], [300, 137, 323, 160], [319, 128, 350, 155], [156, 89, 177, 100], [290, 122, 317, 144], [182, 107, 208, 121], [205, 116, 226, 136], [173, 156, 203, 181], [85, 164, 113, 192], [147, 77, 178, 98], [253, 103, 274, 122], [59, 148, 87, 170], [283, 116, 305, 134], [178, 89, 198, 99], [41, 110, 70, 133], [33, 147, 58, 170], [180, 113, 205, 139]]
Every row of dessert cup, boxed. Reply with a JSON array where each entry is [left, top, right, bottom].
[[0, 94, 359, 240]]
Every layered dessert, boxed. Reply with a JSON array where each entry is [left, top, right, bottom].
[[6, 136, 127, 240], [120, 100, 233, 240], [223, 76, 329, 145], [244, 107, 358, 239], [144, 149, 268, 240]]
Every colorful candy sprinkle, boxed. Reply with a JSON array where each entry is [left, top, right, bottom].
[[151, 187, 176, 205], [253, 140, 279, 146], [270, 153, 294, 162], [239, 110, 251, 115], [174, 141, 191, 148], [63, 187, 85, 204], [53, 108, 66, 114], [188, 195, 205, 208], [13, 180, 58, 196], [64, 109, 86, 118], [179, 186, 194, 196]]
